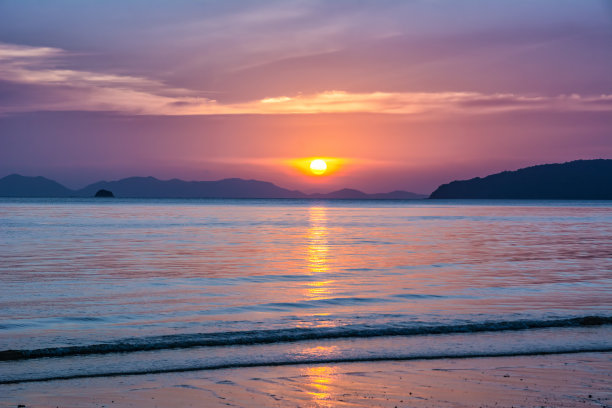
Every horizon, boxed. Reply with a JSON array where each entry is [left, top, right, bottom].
[[2, 157, 611, 196], [1, 1, 612, 192]]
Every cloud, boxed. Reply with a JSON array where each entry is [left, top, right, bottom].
[[1, 42, 611, 116], [0, 43, 216, 114], [0, 43, 62, 60], [237, 91, 612, 115]]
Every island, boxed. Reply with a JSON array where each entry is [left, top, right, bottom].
[[94, 189, 115, 198], [430, 159, 612, 199]]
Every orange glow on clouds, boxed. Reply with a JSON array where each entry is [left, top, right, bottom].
[[2, 43, 610, 117]]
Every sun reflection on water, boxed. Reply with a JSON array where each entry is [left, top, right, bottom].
[[300, 206, 338, 329], [303, 365, 338, 404], [306, 207, 334, 299], [306, 280, 334, 300], [307, 206, 329, 275]]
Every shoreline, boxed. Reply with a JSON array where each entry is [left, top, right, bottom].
[[1, 351, 610, 407]]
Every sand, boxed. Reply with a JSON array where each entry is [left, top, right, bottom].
[[1, 352, 610, 408]]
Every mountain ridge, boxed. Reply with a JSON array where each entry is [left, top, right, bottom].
[[429, 159, 612, 199], [0, 174, 74, 197], [0, 174, 426, 200]]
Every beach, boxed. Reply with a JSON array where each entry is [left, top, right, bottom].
[[1, 352, 610, 407]]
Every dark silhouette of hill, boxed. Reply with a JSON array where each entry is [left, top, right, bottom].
[[0, 174, 73, 197], [94, 189, 114, 197], [0, 174, 425, 199], [430, 159, 612, 199], [77, 177, 307, 199]]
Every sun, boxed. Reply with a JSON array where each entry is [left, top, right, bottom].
[[310, 159, 327, 175], [289, 157, 342, 177]]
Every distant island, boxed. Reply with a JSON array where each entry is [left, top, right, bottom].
[[430, 159, 612, 199], [0, 174, 425, 200], [94, 189, 115, 198]]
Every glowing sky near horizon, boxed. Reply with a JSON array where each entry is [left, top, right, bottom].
[[1, 0, 611, 193]]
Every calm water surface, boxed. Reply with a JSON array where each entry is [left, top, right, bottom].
[[0, 198, 611, 383]]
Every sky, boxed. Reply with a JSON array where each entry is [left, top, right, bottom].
[[1, 0, 611, 194]]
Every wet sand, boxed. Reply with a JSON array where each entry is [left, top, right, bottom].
[[1, 352, 610, 408]]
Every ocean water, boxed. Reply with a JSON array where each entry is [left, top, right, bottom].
[[0, 198, 611, 384]]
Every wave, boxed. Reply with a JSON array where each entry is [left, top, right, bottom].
[[2, 347, 611, 385], [1, 315, 609, 362]]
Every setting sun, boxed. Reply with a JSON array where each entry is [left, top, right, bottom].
[[289, 157, 344, 179], [310, 159, 327, 175]]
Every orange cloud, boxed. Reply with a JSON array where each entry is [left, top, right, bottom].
[[1, 42, 611, 116]]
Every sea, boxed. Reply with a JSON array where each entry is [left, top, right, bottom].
[[0, 198, 611, 385]]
